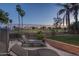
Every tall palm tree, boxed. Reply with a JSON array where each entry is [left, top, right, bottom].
[[57, 4, 71, 31], [20, 9, 25, 29], [16, 4, 25, 32], [70, 3, 79, 33], [16, 4, 21, 32]]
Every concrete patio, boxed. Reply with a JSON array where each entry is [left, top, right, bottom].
[[9, 40, 76, 56]]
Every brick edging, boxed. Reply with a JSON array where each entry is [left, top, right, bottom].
[[45, 39, 79, 55]]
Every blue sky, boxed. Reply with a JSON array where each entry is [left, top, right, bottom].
[[0, 3, 76, 25]]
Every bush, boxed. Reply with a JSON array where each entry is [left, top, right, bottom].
[[51, 29, 55, 35], [36, 31, 44, 40], [9, 33, 22, 40], [70, 21, 79, 34]]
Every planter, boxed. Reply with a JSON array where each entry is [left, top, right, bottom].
[[46, 39, 79, 55]]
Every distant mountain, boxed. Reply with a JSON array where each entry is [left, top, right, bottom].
[[11, 24, 53, 28]]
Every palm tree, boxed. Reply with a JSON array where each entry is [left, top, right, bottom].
[[16, 4, 25, 33], [20, 9, 25, 29], [0, 9, 10, 54], [57, 4, 71, 31], [0, 9, 9, 24], [53, 17, 62, 28], [70, 3, 79, 33], [9, 19, 12, 24], [16, 4, 21, 32], [9, 19, 12, 30]]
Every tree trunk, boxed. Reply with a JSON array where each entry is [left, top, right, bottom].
[[66, 10, 70, 32], [21, 17, 23, 29], [21, 17, 23, 34], [66, 14, 68, 28], [67, 11, 70, 32], [18, 14, 20, 33], [75, 13, 78, 33]]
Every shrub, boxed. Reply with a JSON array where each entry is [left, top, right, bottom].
[[51, 29, 55, 35], [70, 21, 79, 34], [36, 31, 44, 40]]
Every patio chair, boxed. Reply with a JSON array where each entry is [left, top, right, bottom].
[[10, 44, 39, 56], [10, 44, 59, 56], [21, 35, 29, 44], [10, 44, 28, 56]]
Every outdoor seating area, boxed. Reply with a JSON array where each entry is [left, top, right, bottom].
[[0, 3, 79, 56], [22, 39, 46, 47], [0, 28, 77, 56], [9, 44, 59, 56]]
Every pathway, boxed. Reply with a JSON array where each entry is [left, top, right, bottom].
[[46, 42, 76, 56]]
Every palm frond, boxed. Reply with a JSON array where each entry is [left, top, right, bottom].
[[20, 9, 25, 17], [58, 9, 65, 15], [57, 3, 70, 8]]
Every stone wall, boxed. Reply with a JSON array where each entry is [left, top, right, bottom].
[[0, 29, 9, 55]]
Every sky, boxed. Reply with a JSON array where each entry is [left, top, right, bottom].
[[0, 3, 77, 25]]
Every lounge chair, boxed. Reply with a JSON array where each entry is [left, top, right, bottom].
[[21, 35, 29, 44], [10, 44, 39, 56], [10, 44, 28, 56], [10, 44, 59, 56]]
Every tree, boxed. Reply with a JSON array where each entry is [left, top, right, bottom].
[[20, 9, 25, 29], [16, 4, 25, 32], [9, 19, 12, 30], [53, 17, 62, 28], [0, 9, 10, 53], [48, 27, 52, 30], [16, 4, 21, 31], [0, 9, 10, 25], [9, 19, 12, 24], [40, 26, 46, 30], [70, 21, 79, 33], [32, 26, 36, 30], [70, 3, 79, 33], [57, 4, 71, 31]]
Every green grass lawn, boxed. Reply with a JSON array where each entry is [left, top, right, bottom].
[[50, 35, 79, 46], [12, 29, 79, 46], [12, 29, 52, 33]]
